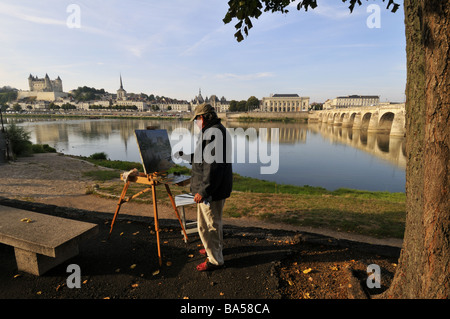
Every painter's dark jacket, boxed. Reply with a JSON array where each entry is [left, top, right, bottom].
[[189, 118, 233, 202]]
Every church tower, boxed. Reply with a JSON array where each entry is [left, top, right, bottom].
[[117, 74, 127, 101]]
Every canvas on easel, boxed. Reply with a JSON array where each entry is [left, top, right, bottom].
[[109, 128, 191, 266], [134, 129, 174, 174]]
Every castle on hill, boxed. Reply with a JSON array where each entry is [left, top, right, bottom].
[[28, 73, 63, 92], [17, 74, 68, 101]]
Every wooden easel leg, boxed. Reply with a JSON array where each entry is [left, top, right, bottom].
[[152, 183, 162, 266], [108, 181, 130, 239], [164, 184, 189, 241]]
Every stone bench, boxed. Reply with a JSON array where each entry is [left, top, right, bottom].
[[0, 205, 98, 276]]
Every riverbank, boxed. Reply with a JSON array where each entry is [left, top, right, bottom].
[[0, 152, 404, 246], [78, 154, 406, 241], [4, 110, 311, 122]]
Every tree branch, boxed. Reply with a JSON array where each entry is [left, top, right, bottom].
[[224, 0, 400, 42]]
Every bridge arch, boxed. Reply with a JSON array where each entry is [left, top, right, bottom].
[[361, 112, 372, 130], [378, 112, 395, 134]]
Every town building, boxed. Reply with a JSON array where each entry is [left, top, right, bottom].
[[260, 94, 309, 112], [113, 75, 148, 111], [323, 95, 380, 109], [116, 75, 127, 101], [190, 89, 229, 112]]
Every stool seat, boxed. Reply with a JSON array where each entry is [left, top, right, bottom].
[[174, 194, 197, 242]]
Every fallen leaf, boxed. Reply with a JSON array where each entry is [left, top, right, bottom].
[[83, 279, 88, 285], [219, 292, 224, 296], [303, 268, 312, 274], [152, 269, 160, 276], [288, 280, 294, 286], [183, 296, 189, 299], [115, 268, 121, 273], [120, 232, 124, 236], [188, 254, 194, 258], [330, 266, 338, 271], [13, 274, 21, 279], [166, 261, 172, 267], [132, 231, 139, 236], [130, 264, 137, 269], [131, 283, 139, 288], [36, 291, 42, 295]]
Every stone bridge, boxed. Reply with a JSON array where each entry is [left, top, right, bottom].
[[309, 104, 406, 137]]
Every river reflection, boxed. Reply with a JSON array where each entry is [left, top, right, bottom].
[[11, 117, 406, 192]]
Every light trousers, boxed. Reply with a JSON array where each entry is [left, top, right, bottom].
[[197, 199, 226, 266]]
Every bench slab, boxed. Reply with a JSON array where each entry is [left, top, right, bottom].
[[0, 205, 98, 275]]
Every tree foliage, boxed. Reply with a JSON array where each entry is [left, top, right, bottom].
[[0, 86, 18, 104], [71, 86, 106, 102], [5, 123, 32, 157], [223, 0, 400, 42]]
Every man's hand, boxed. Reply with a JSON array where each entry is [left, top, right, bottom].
[[194, 193, 203, 203]]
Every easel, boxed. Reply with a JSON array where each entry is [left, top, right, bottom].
[[108, 171, 190, 266]]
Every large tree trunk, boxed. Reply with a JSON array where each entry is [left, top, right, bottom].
[[384, 0, 449, 298]]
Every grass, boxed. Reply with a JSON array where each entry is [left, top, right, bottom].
[[77, 155, 406, 239]]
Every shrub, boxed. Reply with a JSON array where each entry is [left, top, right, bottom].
[[31, 144, 45, 153], [6, 123, 32, 157], [31, 144, 56, 153], [89, 152, 108, 160], [42, 144, 56, 152]]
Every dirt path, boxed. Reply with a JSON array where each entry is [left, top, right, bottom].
[[0, 153, 402, 248]]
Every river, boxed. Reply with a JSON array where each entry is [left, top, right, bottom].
[[12, 117, 406, 192]]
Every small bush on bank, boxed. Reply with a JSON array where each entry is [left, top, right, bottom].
[[6, 123, 32, 158], [89, 152, 108, 160], [31, 144, 57, 153]]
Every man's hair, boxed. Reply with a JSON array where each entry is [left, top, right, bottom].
[[202, 111, 218, 122]]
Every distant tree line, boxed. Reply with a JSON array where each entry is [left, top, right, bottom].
[[48, 102, 76, 110], [89, 104, 138, 110], [228, 96, 259, 112], [0, 86, 18, 105], [71, 86, 106, 102], [310, 102, 323, 110]]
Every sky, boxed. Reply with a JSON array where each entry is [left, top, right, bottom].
[[0, 0, 407, 103]]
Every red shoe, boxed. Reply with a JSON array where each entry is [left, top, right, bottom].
[[199, 248, 206, 256], [196, 259, 223, 271]]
